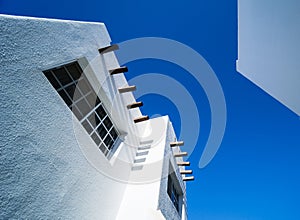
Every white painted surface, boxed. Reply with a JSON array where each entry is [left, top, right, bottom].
[[0, 15, 187, 219], [117, 116, 187, 220], [237, 0, 300, 116]]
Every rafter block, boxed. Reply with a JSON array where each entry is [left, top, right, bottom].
[[177, 161, 190, 166], [180, 170, 193, 174], [183, 176, 195, 181], [170, 141, 184, 147], [98, 44, 119, 54], [109, 66, 128, 75], [134, 115, 149, 123], [118, 85, 136, 93], [127, 101, 143, 109], [174, 152, 188, 157]]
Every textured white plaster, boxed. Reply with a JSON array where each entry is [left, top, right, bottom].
[[0, 14, 133, 219], [0, 14, 187, 219]]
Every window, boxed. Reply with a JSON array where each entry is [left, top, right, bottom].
[[43, 61, 119, 156], [167, 174, 180, 212], [167, 167, 182, 214]]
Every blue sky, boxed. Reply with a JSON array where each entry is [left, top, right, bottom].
[[1, 0, 300, 219]]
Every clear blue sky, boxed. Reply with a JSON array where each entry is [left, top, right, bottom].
[[1, 0, 300, 219]]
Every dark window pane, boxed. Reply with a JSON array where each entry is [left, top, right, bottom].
[[58, 90, 72, 107], [95, 113, 101, 125], [167, 175, 172, 197], [88, 112, 97, 128], [53, 67, 73, 86], [104, 135, 113, 149], [167, 174, 180, 212], [97, 123, 107, 139], [86, 92, 97, 108], [96, 97, 101, 106], [65, 83, 76, 101], [75, 98, 91, 117], [103, 117, 113, 130], [82, 119, 93, 134], [44, 71, 60, 89], [78, 78, 92, 95], [65, 63, 82, 80], [73, 88, 83, 102], [96, 105, 106, 119], [72, 105, 83, 120], [91, 132, 101, 145], [110, 128, 118, 140], [99, 144, 108, 156]]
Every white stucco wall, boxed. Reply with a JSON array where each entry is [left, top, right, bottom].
[[0, 14, 187, 219], [0, 14, 139, 219], [237, 0, 300, 116]]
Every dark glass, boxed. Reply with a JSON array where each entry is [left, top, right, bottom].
[[91, 132, 101, 145], [53, 67, 73, 86], [65, 62, 82, 80], [97, 123, 107, 139], [99, 144, 108, 156], [167, 175, 180, 212], [82, 119, 93, 134], [65, 83, 76, 101], [72, 105, 83, 121], [58, 90, 72, 106], [78, 78, 92, 95], [86, 92, 97, 108], [104, 135, 113, 149], [96, 105, 106, 119], [88, 112, 97, 128], [103, 117, 113, 130], [75, 98, 91, 116], [44, 71, 60, 89], [110, 129, 118, 140]]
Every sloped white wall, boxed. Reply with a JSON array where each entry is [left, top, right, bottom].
[[0, 14, 141, 219]]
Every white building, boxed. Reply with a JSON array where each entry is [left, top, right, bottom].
[[0, 15, 194, 219], [237, 0, 300, 116]]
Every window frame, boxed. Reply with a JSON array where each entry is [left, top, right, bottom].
[[167, 163, 183, 215], [42, 60, 120, 157]]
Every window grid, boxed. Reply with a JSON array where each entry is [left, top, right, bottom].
[[43, 61, 119, 157]]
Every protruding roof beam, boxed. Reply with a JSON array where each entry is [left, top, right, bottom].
[[118, 85, 136, 93], [134, 115, 149, 123], [109, 66, 128, 75], [170, 141, 184, 147], [180, 170, 193, 174], [177, 161, 190, 166], [98, 44, 119, 54], [174, 152, 188, 157], [183, 176, 195, 181], [127, 101, 143, 109]]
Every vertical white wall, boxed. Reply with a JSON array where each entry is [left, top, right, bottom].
[[237, 0, 300, 116], [158, 120, 187, 220], [116, 116, 188, 220]]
